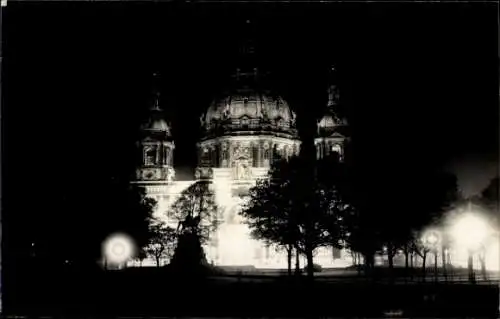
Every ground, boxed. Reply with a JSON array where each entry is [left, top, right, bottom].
[[6, 264, 499, 317]]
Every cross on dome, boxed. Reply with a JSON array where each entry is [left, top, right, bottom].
[[150, 72, 162, 111], [151, 91, 161, 111]]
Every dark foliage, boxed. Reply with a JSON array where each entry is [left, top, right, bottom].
[[342, 155, 460, 272], [144, 223, 177, 267], [167, 180, 221, 275], [241, 153, 353, 278], [40, 182, 156, 269], [480, 176, 499, 221], [169, 180, 220, 244]]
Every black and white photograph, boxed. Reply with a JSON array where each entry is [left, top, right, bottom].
[[1, 1, 499, 317]]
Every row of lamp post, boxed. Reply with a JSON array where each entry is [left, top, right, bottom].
[[424, 230, 439, 283], [421, 201, 496, 284]]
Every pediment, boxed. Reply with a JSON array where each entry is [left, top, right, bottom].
[[328, 132, 346, 138], [142, 136, 154, 142]]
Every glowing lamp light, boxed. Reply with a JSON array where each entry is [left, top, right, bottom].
[[426, 231, 439, 246], [102, 233, 136, 265], [449, 213, 491, 252]]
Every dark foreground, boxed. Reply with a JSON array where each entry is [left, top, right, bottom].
[[6, 267, 500, 317]]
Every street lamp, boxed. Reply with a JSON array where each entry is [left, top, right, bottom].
[[425, 230, 440, 283], [102, 233, 136, 269], [449, 212, 491, 284]]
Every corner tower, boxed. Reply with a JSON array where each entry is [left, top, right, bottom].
[[315, 66, 349, 161], [132, 73, 175, 218]]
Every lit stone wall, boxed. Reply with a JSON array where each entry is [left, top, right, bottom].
[[131, 133, 356, 269], [133, 176, 354, 268], [198, 135, 301, 169], [196, 134, 301, 268]]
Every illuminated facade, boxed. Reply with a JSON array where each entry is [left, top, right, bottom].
[[194, 68, 302, 267], [130, 41, 350, 268]]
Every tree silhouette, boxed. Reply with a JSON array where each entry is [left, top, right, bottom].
[[241, 154, 352, 278], [53, 182, 157, 270], [469, 175, 499, 279], [241, 174, 300, 276], [169, 180, 220, 243], [410, 230, 432, 281], [342, 161, 460, 279], [145, 223, 177, 267], [168, 180, 221, 273], [122, 185, 158, 253], [479, 176, 499, 221]]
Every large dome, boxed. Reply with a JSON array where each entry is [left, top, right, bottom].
[[200, 86, 298, 139]]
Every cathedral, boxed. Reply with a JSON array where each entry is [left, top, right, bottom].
[[130, 37, 350, 269]]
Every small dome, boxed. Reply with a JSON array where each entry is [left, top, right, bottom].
[[318, 114, 337, 129], [317, 113, 347, 135], [140, 107, 172, 139], [201, 86, 298, 139], [142, 118, 171, 133]]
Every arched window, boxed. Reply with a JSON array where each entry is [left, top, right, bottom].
[[221, 149, 228, 167], [331, 144, 342, 154], [144, 147, 156, 166], [252, 145, 259, 167], [201, 147, 210, 165], [263, 149, 270, 166], [273, 144, 280, 159], [214, 145, 220, 167], [208, 147, 214, 166]]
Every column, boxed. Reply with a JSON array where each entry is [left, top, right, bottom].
[[211, 145, 216, 167], [156, 142, 160, 165], [167, 147, 172, 166], [258, 141, 262, 167], [214, 144, 220, 167], [252, 143, 259, 167], [163, 144, 167, 165]]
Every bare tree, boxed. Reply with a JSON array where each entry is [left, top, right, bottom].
[[145, 223, 177, 267], [170, 181, 220, 244], [410, 232, 431, 282]]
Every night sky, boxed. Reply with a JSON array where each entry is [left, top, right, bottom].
[[2, 2, 498, 247]]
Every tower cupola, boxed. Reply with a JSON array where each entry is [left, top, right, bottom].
[[315, 66, 349, 161], [134, 72, 176, 184]]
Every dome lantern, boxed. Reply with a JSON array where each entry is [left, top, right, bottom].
[[140, 72, 173, 138], [200, 20, 297, 140]]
